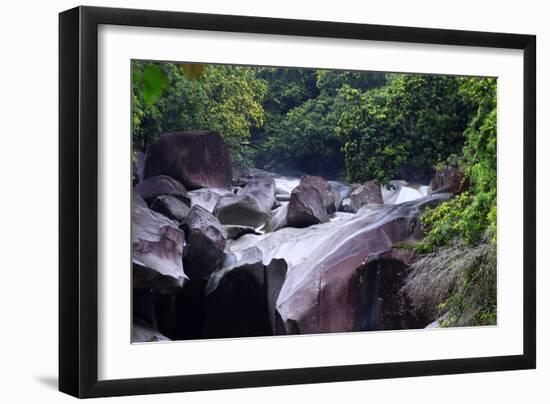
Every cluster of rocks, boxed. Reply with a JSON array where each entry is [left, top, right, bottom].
[[132, 131, 287, 340], [132, 130, 467, 341]]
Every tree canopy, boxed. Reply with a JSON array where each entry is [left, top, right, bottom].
[[132, 62, 497, 247]]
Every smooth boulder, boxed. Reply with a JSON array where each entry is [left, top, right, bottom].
[[348, 180, 383, 212], [287, 183, 329, 228], [151, 195, 191, 222], [284, 175, 340, 228], [188, 188, 228, 213], [213, 174, 276, 228], [134, 175, 190, 206], [301, 175, 338, 213], [132, 196, 188, 293], [144, 131, 232, 190], [273, 193, 451, 335], [239, 175, 276, 211], [214, 193, 271, 228], [180, 205, 227, 281]]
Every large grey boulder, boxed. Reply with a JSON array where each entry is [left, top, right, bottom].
[[266, 176, 340, 230], [213, 174, 276, 228], [239, 175, 276, 211], [340, 197, 353, 213], [214, 175, 277, 227], [275, 193, 451, 335], [347, 180, 383, 212], [132, 195, 188, 293], [188, 188, 229, 213], [151, 195, 190, 222], [180, 205, 227, 281], [287, 182, 329, 228], [225, 193, 451, 335], [214, 193, 271, 228], [134, 175, 190, 206], [144, 131, 233, 190], [301, 175, 338, 214]]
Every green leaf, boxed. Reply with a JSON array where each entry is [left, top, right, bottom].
[[141, 64, 169, 105]]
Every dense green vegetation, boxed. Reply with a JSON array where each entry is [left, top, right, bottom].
[[335, 75, 477, 183], [132, 62, 497, 327], [132, 62, 484, 182], [132, 62, 267, 166], [417, 78, 497, 251], [131, 61, 496, 241], [412, 77, 497, 327]]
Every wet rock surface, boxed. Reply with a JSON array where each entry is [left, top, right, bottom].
[[188, 188, 228, 213], [227, 192, 450, 335], [151, 194, 191, 222], [300, 175, 338, 214], [132, 133, 456, 342], [271, 175, 342, 229], [132, 195, 188, 294], [213, 174, 277, 228], [348, 180, 383, 212], [134, 175, 191, 206], [214, 193, 272, 228], [287, 182, 329, 227], [180, 205, 227, 281], [145, 131, 233, 190]]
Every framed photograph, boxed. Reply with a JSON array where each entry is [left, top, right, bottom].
[[59, 6, 536, 398]]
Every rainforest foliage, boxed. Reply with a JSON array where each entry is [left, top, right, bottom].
[[132, 62, 497, 246], [417, 78, 497, 251]]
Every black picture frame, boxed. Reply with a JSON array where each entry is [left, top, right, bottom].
[[59, 5, 536, 398]]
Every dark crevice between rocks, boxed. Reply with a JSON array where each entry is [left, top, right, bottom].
[[155, 279, 208, 340], [203, 265, 271, 339], [133, 290, 159, 330], [202, 259, 288, 339], [361, 252, 428, 331]]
